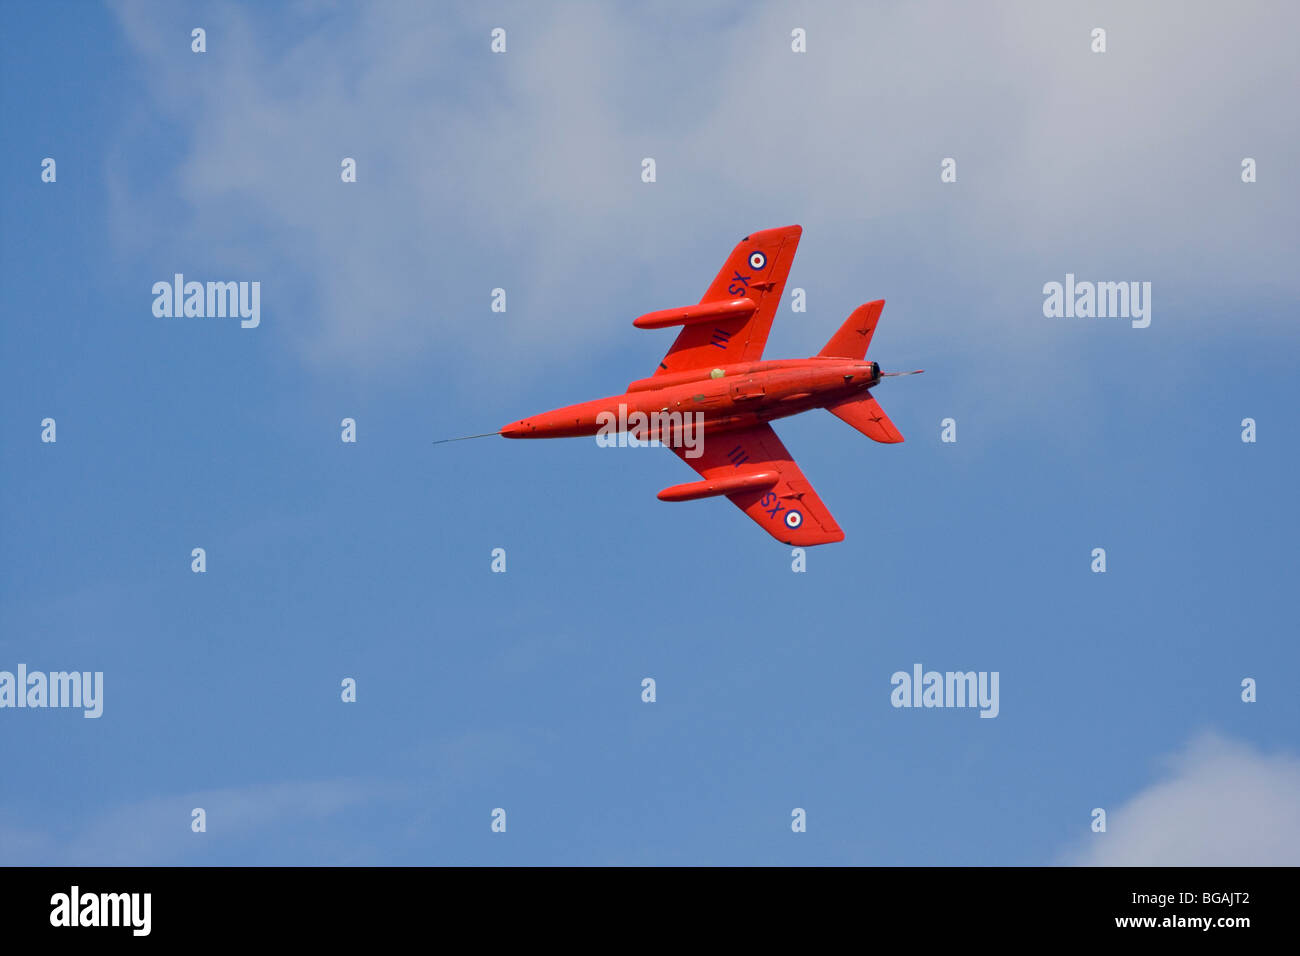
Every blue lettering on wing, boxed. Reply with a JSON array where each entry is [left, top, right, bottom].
[[727, 271, 751, 297], [759, 491, 785, 520]]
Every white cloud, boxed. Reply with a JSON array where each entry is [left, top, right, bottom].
[[1062, 732, 1300, 866], [106, 0, 1300, 379]]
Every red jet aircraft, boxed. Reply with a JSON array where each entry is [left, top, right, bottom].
[[499, 225, 921, 545]]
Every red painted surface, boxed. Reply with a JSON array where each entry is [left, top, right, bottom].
[[632, 297, 757, 330], [500, 225, 921, 545], [657, 470, 780, 502]]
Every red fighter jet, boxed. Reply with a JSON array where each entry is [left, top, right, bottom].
[[499, 225, 922, 546]]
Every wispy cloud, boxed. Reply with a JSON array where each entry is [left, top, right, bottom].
[[107, 0, 1300, 376]]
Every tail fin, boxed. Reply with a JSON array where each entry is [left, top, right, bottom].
[[826, 393, 904, 443], [818, 300, 883, 359]]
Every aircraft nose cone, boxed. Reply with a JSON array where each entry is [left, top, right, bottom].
[[500, 420, 528, 439]]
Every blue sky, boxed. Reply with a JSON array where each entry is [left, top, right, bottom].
[[2, 0, 1298, 865]]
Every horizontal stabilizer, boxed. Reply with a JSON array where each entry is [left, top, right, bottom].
[[818, 300, 884, 360], [826, 393, 904, 443]]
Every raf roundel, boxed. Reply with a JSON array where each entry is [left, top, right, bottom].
[[748, 251, 767, 270], [784, 510, 803, 529]]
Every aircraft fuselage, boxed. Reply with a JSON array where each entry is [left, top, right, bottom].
[[500, 357, 881, 440]]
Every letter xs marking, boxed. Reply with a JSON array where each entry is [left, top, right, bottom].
[[727, 271, 751, 296], [760, 491, 785, 520]]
